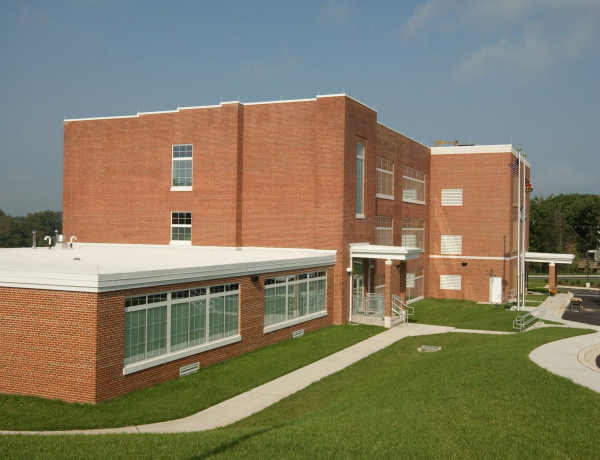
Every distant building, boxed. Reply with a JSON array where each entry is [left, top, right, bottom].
[[0, 94, 530, 403]]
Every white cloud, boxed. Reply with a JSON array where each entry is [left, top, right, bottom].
[[319, 0, 352, 24]]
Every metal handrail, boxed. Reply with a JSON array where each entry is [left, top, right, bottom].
[[353, 294, 385, 318], [513, 306, 545, 332], [392, 294, 414, 323]]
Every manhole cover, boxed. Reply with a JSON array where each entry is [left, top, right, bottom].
[[418, 345, 441, 352]]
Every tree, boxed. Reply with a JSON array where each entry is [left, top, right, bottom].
[[0, 210, 62, 248]]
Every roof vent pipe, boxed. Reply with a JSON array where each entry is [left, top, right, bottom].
[[44, 236, 52, 249], [69, 236, 77, 249], [32, 230, 36, 249], [54, 230, 59, 247]]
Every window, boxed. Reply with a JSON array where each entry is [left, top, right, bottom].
[[441, 189, 463, 206], [407, 267, 424, 302], [172, 144, 193, 190], [440, 275, 461, 290], [374, 274, 385, 295], [123, 283, 239, 369], [402, 218, 424, 249], [376, 157, 394, 199], [376, 217, 393, 246], [441, 235, 462, 255], [264, 271, 326, 330], [171, 212, 191, 244], [356, 143, 365, 217], [402, 166, 425, 204]]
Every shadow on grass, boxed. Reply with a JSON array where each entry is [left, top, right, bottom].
[[187, 424, 287, 460]]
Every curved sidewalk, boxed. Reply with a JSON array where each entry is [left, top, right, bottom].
[[1, 323, 454, 436], [529, 293, 600, 393]]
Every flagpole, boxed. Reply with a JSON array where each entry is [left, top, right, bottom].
[[521, 153, 527, 308], [517, 147, 522, 311]]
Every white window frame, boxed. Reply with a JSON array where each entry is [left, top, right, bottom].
[[170, 211, 192, 246], [402, 165, 426, 205], [376, 157, 394, 200], [402, 218, 425, 249], [441, 235, 462, 255], [264, 271, 327, 334], [123, 283, 240, 375], [375, 216, 393, 246], [406, 267, 424, 304], [356, 143, 365, 218], [171, 144, 193, 191], [441, 189, 463, 206]]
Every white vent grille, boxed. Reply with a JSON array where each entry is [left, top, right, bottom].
[[180, 362, 199, 377], [293, 329, 304, 338], [440, 275, 461, 290], [441, 189, 463, 206], [441, 235, 462, 255]]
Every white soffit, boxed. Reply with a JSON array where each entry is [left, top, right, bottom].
[[524, 252, 575, 264], [0, 244, 337, 292], [350, 243, 423, 261]]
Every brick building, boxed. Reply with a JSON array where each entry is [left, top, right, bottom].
[[0, 94, 531, 403]]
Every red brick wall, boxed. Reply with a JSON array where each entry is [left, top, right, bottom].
[[428, 151, 530, 301], [0, 265, 333, 404], [0, 288, 98, 403]]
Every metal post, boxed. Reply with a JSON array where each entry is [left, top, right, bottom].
[[517, 148, 522, 311], [522, 153, 527, 309], [32, 230, 36, 249]]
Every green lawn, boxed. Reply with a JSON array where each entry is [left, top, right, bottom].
[[409, 298, 533, 332], [2, 328, 597, 459], [0, 324, 383, 431]]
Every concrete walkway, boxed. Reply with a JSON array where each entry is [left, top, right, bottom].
[[529, 293, 600, 394], [1, 323, 454, 436]]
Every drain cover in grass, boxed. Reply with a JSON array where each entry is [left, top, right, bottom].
[[418, 345, 441, 352]]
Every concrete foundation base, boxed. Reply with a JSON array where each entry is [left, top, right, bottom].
[[351, 315, 403, 328]]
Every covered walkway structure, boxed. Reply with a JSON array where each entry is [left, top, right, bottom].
[[525, 252, 575, 291]]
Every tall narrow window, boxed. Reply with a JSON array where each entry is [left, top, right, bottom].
[[375, 217, 393, 246], [402, 218, 425, 249], [402, 166, 425, 204], [172, 144, 193, 190], [376, 157, 394, 199], [356, 143, 365, 217], [406, 267, 424, 302], [171, 212, 191, 244]]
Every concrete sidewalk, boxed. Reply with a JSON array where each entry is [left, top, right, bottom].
[[1, 323, 453, 436], [528, 293, 600, 394]]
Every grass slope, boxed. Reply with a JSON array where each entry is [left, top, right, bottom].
[[1, 328, 597, 459], [0, 324, 383, 431], [409, 298, 532, 331]]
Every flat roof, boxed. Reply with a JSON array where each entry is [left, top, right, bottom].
[[430, 144, 531, 167], [0, 244, 337, 293]]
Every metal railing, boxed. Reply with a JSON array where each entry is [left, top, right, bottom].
[[392, 294, 414, 323], [513, 306, 545, 332], [353, 294, 385, 318]]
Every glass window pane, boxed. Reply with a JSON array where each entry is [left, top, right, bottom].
[[189, 300, 206, 346], [170, 302, 189, 352], [124, 310, 146, 365], [209, 297, 225, 342], [298, 282, 307, 317], [147, 306, 167, 358], [224, 294, 239, 338]]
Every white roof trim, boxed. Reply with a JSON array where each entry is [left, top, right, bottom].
[[377, 123, 427, 147], [350, 243, 423, 261], [65, 94, 376, 122], [524, 252, 575, 264], [431, 144, 531, 167]]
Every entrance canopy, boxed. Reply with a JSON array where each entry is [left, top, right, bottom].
[[350, 243, 423, 261], [524, 252, 575, 265]]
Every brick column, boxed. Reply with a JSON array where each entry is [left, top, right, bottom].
[[384, 260, 392, 327], [549, 263, 557, 291]]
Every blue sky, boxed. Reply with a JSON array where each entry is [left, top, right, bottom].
[[0, 0, 598, 215]]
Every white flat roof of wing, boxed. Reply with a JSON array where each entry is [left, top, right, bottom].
[[0, 244, 336, 292]]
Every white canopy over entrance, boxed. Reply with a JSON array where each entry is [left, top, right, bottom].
[[524, 252, 575, 264], [350, 243, 424, 261]]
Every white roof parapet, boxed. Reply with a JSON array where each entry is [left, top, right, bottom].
[[350, 243, 423, 261], [0, 244, 337, 293], [524, 252, 575, 264]]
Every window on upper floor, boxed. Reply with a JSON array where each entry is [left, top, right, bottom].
[[402, 166, 425, 204], [171, 212, 191, 244], [356, 143, 365, 217], [402, 218, 425, 249], [172, 144, 193, 190], [376, 157, 394, 200], [375, 216, 393, 246]]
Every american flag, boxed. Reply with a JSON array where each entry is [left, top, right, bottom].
[[508, 159, 520, 175]]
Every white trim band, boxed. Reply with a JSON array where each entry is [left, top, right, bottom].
[[430, 255, 518, 261], [263, 310, 328, 334]]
